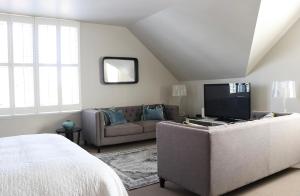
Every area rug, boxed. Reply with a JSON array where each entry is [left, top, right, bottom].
[[95, 145, 158, 190]]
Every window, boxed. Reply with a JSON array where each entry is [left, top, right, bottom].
[[12, 19, 35, 113], [0, 21, 8, 63], [0, 66, 9, 108], [13, 22, 33, 64], [0, 19, 9, 111], [38, 24, 57, 64], [39, 66, 58, 106], [0, 14, 80, 116], [61, 26, 78, 64], [61, 66, 79, 105], [14, 66, 34, 108], [60, 24, 80, 106]]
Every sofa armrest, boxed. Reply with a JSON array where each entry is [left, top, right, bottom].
[[156, 121, 210, 196], [81, 109, 105, 146], [164, 105, 179, 120]]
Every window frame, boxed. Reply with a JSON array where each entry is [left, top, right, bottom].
[[35, 18, 60, 113], [0, 14, 11, 115], [0, 14, 81, 116], [0, 17, 9, 64], [10, 15, 35, 115], [59, 20, 81, 112]]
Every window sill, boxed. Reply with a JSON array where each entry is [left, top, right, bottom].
[[0, 110, 81, 120]]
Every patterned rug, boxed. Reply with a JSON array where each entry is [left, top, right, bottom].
[[95, 145, 158, 190]]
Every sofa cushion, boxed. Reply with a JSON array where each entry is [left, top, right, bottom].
[[135, 120, 160, 133], [105, 123, 143, 137]]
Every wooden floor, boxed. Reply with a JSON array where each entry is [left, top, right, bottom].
[[84, 140, 300, 196], [129, 168, 300, 196]]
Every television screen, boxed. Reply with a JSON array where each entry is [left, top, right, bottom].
[[204, 83, 251, 120]]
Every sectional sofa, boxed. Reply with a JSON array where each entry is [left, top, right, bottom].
[[157, 112, 300, 196], [82, 104, 178, 152]]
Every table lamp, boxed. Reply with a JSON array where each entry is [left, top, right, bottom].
[[172, 84, 187, 115], [272, 80, 296, 112]]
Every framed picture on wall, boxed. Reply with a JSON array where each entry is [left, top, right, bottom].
[[101, 57, 139, 84]]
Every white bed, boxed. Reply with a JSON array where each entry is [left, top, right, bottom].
[[0, 134, 128, 196]]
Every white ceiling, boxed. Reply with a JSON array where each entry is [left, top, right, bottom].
[[0, 0, 181, 25], [1, 0, 299, 81], [130, 0, 261, 80]]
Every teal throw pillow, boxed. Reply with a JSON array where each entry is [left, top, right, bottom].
[[105, 109, 127, 125], [143, 105, 165, 120]]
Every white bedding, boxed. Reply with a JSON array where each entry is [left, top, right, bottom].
[[0, 134, 128, 196]]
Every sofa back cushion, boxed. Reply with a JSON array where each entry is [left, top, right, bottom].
[[100, 104, 179, 123], [113, 106, 142, 122], [164, 105, 179, 120], [116, 105, 164, 122]]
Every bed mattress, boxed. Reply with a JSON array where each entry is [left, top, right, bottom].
[[0, 134, 128, 196]]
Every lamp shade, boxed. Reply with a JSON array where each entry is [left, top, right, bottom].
[[172, 85, 187, 97], [272, 81, 296, 98]]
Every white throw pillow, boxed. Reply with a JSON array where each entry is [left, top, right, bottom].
[[262, 112, 275, 119]]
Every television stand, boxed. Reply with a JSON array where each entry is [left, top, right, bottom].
[[185, 116, 247, 127], [185, 117, 228, 127], [215, 117, 240, 123]]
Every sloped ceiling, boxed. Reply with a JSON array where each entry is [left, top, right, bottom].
[[247, 0, 300, 74], [129, 0, 261, 80], [0, 0, 182, 25], [1, 0, 299, 81]]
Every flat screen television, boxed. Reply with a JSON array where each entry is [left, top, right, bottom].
[[204, 83, 251, 121]]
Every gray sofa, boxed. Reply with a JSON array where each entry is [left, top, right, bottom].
[[82, 104, 178, 152], [157, 112, 300, 196]]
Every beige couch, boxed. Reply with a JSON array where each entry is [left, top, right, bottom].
[[82, 104, 178, 152], [157, 112, 300, 196]]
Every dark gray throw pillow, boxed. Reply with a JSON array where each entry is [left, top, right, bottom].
[[101, 109, 110, 126]]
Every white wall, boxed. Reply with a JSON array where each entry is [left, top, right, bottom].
[[80, 22, 177, 108], [0, 22, 177, 137], [247, 0, 300, 74], [0, 112, 81, 137], [184, 19, 300, 116]]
